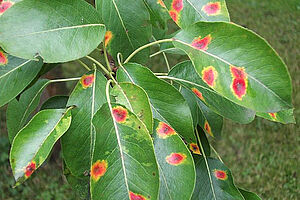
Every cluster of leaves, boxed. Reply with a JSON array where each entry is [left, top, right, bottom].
[[0, 0, 295, 199]]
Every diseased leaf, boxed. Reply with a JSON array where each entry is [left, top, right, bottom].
[[0, 0, 105, 63], [111, 82, 153, 133], [173, 22, 293, 113], [256, 109, 295, 124], [91, 103, 159, 200], [168, 61, 255, 124], [100, 0, 152, 62], [163, 0, 230, 28], [10, 107, 73, 185], [61, 70, 107, 178], [117, 62, 197, 145], [6, 79, 49, 143], [0, 53, 43, 107], [192, 156, 244, 200], [144, 0, 170, 29], [153, 119, 195, 200], [41, 95, 69, 110], [239, 188, 261, 200]]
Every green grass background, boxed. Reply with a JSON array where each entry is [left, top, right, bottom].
[[0, 0, 299, 199]]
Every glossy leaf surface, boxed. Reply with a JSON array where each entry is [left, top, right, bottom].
[[256, 109, 295, 124], [173, 22, 293, 113], [153, 119, 195, 200], [0, 53, 43, 107], [192, 156, 244, 200], [100, 0, 151, 62], [239, 188, 261, 200], [111, 82, 153, 133], [6, 79, 49, 143], [91, 103, 159, 200], [164, 0, 229, 28], [61, 70, 107, 178], [196, 125, 211, 156], [0, 0, 105, 63], [41, 95, 69, 110], [117, 63, 196, 144], [168, 61, 255, 124], [10, 107, 73, 185]]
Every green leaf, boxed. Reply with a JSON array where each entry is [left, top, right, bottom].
[[117, 63, 197, 145], [163, 0, 230, 28], [168, 61, 255, 124], [100, 0, 152, 62], [0, 0, 105, 63], [41, 95, 69, 110], [192, 156, 244, 200], [91, 103, 159, 200], [256, 109, 295, 124], [238, 188, 261, 200], [144, 0, 170, 29], [6, 79, 49, 143], [10, 107, 73, 185], [196, 125, 211, 156], [0, 53, 43, 107], [61, 70, 107, 178], [111, 82, 153, 134], [180, 86, 223, 137], [153, 119, 196, 200], [173, 22, 293, 113]]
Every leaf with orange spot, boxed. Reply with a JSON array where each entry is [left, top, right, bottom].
[[91, 104, 159, 200], [256, 109, 295, 124], [10, 107, 73, 185], [153, 119, 195, 200], [193, 156, 244, 200], [173, 22, 293, 113], [163, 0, 229, 28]]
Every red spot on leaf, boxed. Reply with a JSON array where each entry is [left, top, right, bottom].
[[156, 122, 176, 139], [166, 153, 186, 165], [0, 1, 13, 15], [157, 0, 166, 8], [213, 169, 228, 180], [80, 74, 95, 89], [204, 121, 213, 137], [112, 106, 128, 123], [129, 191, 147, 200], [169, 10, 178, 22], [189, 143, 201, 155], [268, 112, 277, 120], [202, 2, 221, 16], [191, 88, 205, 101], [25, 161, 36, 178], [0, 51, 8, 65], [172, 0, 183, 13], [191, 35, 212, 51], [230, 66, 248, 100], [202, 66, 218, 87], [91, 160, 107, 182], [104, 31, 113, 47]]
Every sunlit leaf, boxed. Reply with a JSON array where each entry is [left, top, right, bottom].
[[256, 109, 295, 124]]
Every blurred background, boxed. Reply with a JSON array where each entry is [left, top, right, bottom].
[[0, 0, 299, 199]]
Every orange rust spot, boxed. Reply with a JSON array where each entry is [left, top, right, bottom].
[[129, 191, 147, 200], [0, 1, 13, 15], [166, 153, 186, 165], [202, 66, 218, 87], [169, 10, 178, 22], [202, 2, 221, 16], [157, 0, 166, 8], [268, 112, 277, 120], [172, 0, 183, 13], [191, 35, 212, 51], [0, 51, 8, 65], [191, 88, 205, 101], [25, 161, 36, 178], [112, 106, 128, 123], [230, 66, 248, 100], [204, 121, 213, 137], [91, 160, 107, 182], [189, 143, 201, 155], [80, 74, 95, 89], [213, 169, 228, 180], [104, 31, 113, 47], [156, 122, 176, 139]]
